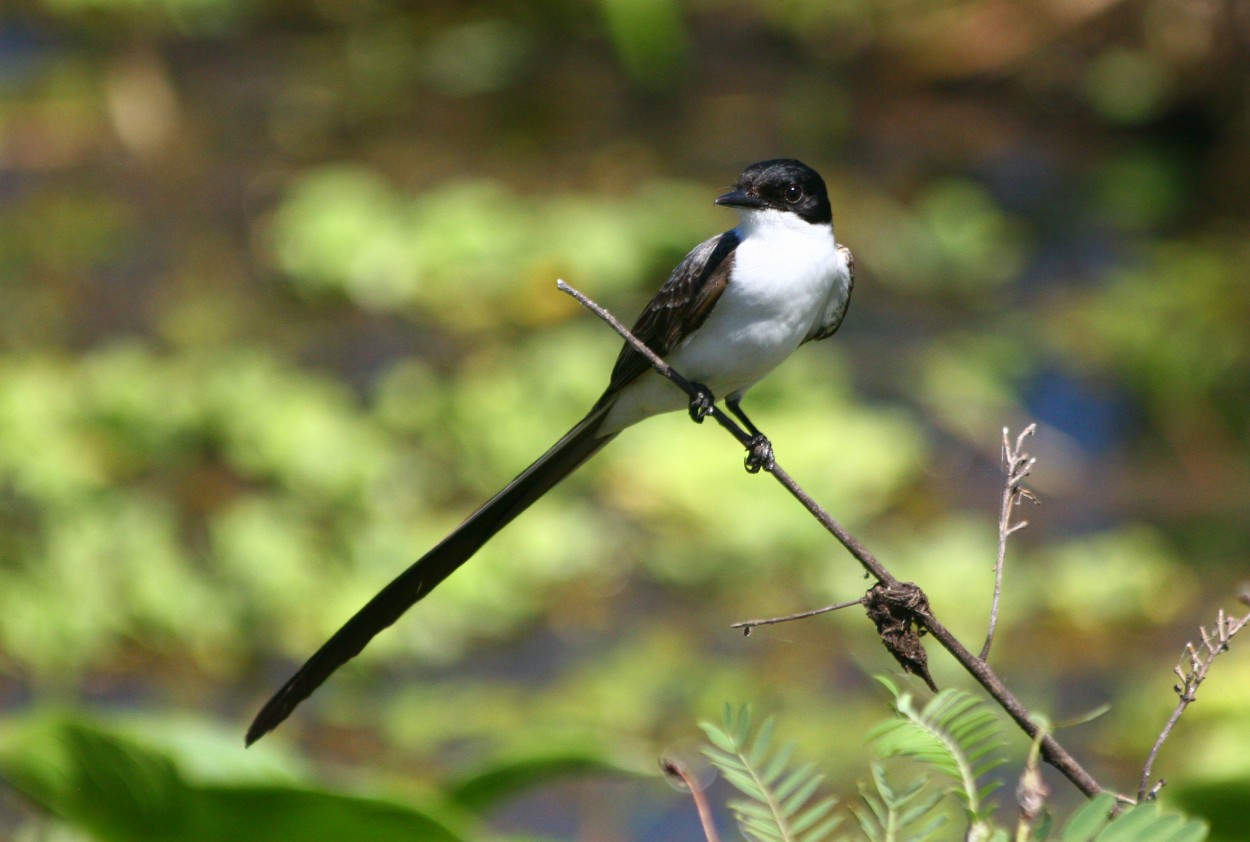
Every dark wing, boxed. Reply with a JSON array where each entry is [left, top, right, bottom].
[[596, 230, 738, 402], [804, 243, 854, 344]]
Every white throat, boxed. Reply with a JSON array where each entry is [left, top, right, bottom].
[[734, 207, 833, 242]]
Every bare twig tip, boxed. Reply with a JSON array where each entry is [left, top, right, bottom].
[[984, 422, 1041, 663], [1140, 598, 1250, 800]]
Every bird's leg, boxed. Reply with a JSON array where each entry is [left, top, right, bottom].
[[727, 397, 774, 473], [687, 382, 716, 424]]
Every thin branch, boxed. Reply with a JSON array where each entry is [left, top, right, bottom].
[[660, 757, 721, 842], [557, 279, 1104, 799], [1138, 591, 1250, 801], [732, 598, 866, 635], [557, 279, 899, 589], [981, 424, 1038, 661]]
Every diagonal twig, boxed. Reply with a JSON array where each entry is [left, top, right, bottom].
[[557, 279, 1103, 799]]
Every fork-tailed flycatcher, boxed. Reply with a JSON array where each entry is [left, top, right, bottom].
[[246, 159, 854, 745]]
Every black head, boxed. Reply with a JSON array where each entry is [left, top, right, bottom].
[[715, 159, 831, 225]]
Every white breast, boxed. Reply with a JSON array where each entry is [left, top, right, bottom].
[[602, 209, 843, 434], [670, 209, 838, 389]]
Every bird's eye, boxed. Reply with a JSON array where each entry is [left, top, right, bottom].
[[784, 185, 803, 203]]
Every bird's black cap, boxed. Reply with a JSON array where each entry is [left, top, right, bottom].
[[715, 159, 832, 225]]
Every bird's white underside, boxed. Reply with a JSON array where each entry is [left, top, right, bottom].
[[601, 207, 850, 434]]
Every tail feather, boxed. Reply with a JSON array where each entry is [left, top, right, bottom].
[[246, 406, 616, 745]]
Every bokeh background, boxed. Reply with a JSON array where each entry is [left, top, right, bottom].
[[2, 0, 1249, 839]]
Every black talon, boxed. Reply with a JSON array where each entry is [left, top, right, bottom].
[[688, 383, 715, 423], [744, 434, 774, 473]]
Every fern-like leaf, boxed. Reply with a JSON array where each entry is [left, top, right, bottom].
[[852, 763, 949, 842], [700, 704, 841, 842], [866, 678, 1005, 823]]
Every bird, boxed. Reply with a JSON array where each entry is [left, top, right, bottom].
[[246, 158, 855, 745]]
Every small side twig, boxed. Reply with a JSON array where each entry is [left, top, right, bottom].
[[660, 757, 721, 842], [1138, 590, 1250, 802], [732, 597, 866, 635], [981, 424, 1039, 661]]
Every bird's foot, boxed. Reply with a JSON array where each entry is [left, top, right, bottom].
[[744, 434, 775, 474], [688, 383, 715, 424]]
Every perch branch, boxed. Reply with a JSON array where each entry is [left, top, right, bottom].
[[557, 279, 1103, 799]]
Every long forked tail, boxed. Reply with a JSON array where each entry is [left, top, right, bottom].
[[246, 405, 616, 745]]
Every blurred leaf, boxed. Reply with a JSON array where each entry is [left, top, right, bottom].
[[1090, 146, 1190, 231], [1060, 792, 1208, 842], [419, 19, 535, 97], [912, 333, 1028, 432], [1030, 526, 1195, 629], [1084, 49, 1171, 124], [269, 166, 421, 310], [1173, 779, 1250, 842], [1097, 800, 1207, 842], [1061, 793, 1117, 841], [855, 179, 1029, 296], [0, 716, 468, 842], [1048, 241, 1249, 412], [448, 750, 640, 814], [268, 169, 716, 326], [596, 0, 687, 85], [39, 0, 252, 32]]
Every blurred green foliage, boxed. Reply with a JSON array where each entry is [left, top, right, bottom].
[[1, 0, 1249, 839], [0, 711, 646, 841]]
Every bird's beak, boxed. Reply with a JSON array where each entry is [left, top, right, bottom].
[[715, 189, 765, 209]]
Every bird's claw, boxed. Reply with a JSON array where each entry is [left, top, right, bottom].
[[688, 383, 715, 424], [744, 434, 774, 473]]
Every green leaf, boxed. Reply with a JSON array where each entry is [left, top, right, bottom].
[[1098, 802, 1169, 841], [1162, 821, 1212, 842], [596, 0, 687, 86], [789, 796, 838, 835], [699, 705, 840, 842], [1096, 801, 1208, 842], [868, 684, 1004, 821], [1061, 793, 1117, 841], [447, 750, 638, 813], [781, 769, 824, 815], [749, 715, 777, 769], [702, 721, 739, 756], [0, 716, 467, 842], [854, 763, 949, 842]]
